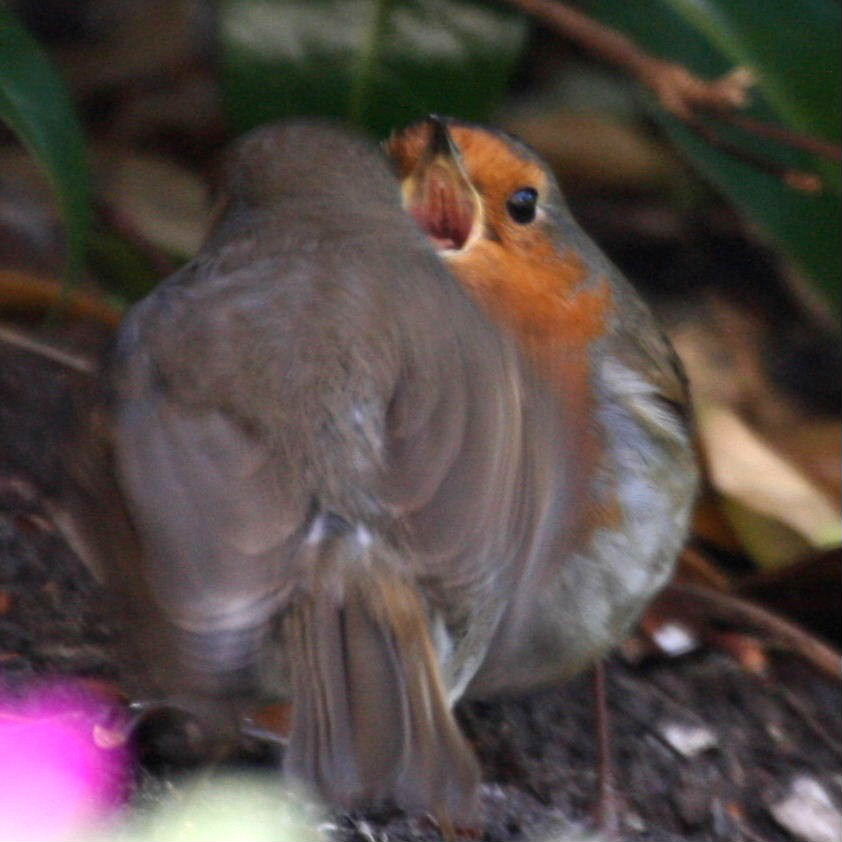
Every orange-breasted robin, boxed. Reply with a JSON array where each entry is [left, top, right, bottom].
[[68, 118, 696, 826], [386, 117, 698, 698], [387, 120, 699, 834]]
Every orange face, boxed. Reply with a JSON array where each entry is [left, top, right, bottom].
[[386, 118, 612, 354], [388, 119, 549, 256], [388, 119, 619, 537]]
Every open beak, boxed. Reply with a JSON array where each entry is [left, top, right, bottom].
[[401, 116, 482, 253]]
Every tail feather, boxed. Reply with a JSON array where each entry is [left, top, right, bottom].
[[283, 549, 480, 822]]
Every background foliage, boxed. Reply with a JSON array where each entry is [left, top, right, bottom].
[[1, 0, 839, 306]]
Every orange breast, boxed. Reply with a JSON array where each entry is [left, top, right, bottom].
[[449, 233, 612, 382], [446, 235, 617, 537]]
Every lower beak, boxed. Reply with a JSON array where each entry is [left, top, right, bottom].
[[401, 118, 482, 253]]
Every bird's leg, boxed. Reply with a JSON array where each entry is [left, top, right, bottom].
[[593, 660, 622, 839], [242, 700, 292, 747]]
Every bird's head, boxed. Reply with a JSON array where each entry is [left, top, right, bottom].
[[386, 117, 605, 346], [386, 116, 560, 258]]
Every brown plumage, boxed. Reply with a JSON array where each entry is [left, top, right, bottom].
[[66, 118, 696, 825], [67, 121, 567, 823], [386, 117, 698, 696]]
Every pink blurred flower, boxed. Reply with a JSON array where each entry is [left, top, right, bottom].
[[0, 680, 130, 842]]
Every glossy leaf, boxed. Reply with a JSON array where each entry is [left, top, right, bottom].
[[219, 0, 529, 138], [0, 7, 90, 280], [661, 0, 840, 144], [586, 0, 841, 309]]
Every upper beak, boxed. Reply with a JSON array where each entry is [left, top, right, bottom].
[[424, 115, 462, 163], [400, 116, 482, 253]]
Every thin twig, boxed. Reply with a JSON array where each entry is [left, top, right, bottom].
[[608, 671, 701, 760], [504, 0, 842, 177], [679, 544, 733, 592], [0, 269, 124, 328], [733, 814, 777, 842], [773, 681, 842, 758], [662, 582, 841, 681], [723, 113, 842, 163], [613, 664, 711, 730], [686, 118, 823, 193], [505, 0, 753, 118], [0, 323, 96, 375]]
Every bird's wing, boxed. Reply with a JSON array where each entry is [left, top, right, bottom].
[[112, 387, 307, 697], [379, 260, 570, 663], [107, 243, 562, 818]]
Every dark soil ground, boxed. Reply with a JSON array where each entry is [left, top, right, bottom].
[[1, 341, 840, 842]]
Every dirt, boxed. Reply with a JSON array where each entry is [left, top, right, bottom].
[[1, 340, 840, 842]]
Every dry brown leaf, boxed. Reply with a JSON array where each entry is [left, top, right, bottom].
[[98, 151, 209, 258], [503, 109, 684, 189], [698, 406, 840, 556]]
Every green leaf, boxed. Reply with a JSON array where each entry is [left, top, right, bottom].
[[586, 0, 841, 310], [0, 7, 91, 281], [220, 0, 529, 138], [661, 0, 840, 144]]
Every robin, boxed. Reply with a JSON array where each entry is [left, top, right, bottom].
[[67, 118, 696, 827], [386, 117, 698, 698]]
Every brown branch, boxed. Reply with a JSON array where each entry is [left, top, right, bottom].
[[0, 269, 124, 328], [0, 269, 121, 374], [722, 113, 842, 163], [679, 544, 733, 592], [686, 118, 824, 194], [730, 812, 778, 842], [661, 582, 841, 682], [505, 0, 753, 118], [593, 662, 621, 836], [504, 0, 842, 178], [774, 680, 842, 757]]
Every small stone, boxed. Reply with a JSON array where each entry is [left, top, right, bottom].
[[351, 819, 376, 842], [660, 722, 718, 757], [651, 622, 698, 656], [624, 811, 646, 832], [541, 829, 613, 841], [770, 776, 842, 842]]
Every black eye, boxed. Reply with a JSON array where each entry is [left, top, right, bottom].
[[506, 187, 538, 224]]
